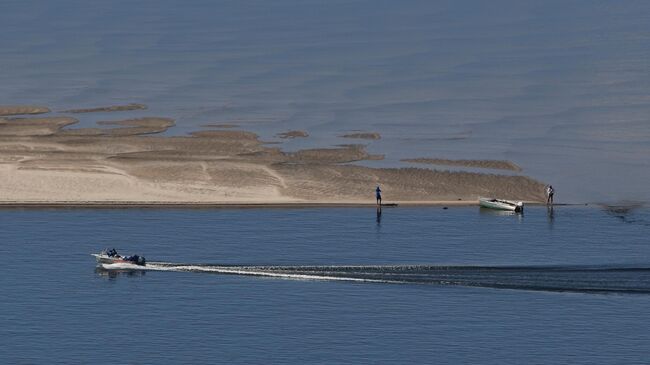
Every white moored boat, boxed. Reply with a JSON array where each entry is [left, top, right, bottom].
[[479, 198, 524, 212]]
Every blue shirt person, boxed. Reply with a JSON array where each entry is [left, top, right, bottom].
[[376, 186, 382, 205]]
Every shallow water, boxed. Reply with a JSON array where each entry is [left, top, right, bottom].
[[2, 206, 649, 364], [2, 0, 649, 203]]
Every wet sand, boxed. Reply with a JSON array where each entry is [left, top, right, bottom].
[[0, 111, 547, 205], [0, 106, 50, 116], [402, 158, 523, 172], [58, 118, 175, 136], [0, 201, 482, 209], [340, 132, 382, 140], [61, 103, 147, 113], [277, 130, 309, 138]]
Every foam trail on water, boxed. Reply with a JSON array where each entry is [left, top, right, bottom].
[[144, 263, 398, 283], [100, 262, 650, 294]]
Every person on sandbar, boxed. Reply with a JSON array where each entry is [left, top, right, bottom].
[[546, 185, 555, 205], [376, 185, 382, 206]]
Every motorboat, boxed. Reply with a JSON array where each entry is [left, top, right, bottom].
[[479, 198, 524, 212], [92, 248, 146, 266]]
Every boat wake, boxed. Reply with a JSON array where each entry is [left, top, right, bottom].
[[110, 263, 650, 294]]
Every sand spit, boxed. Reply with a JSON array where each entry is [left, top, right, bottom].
[[61, 103, 147, 113], [0, 115, 546, 204], [340, 132, 381, 140], [402, 158, 523, 172], [57, 118, 175, 137], [190, 130, 260, 140], [0, 117, 78, 136], [287, 146, 376, 164], [277, 130, 309, 139], [0, 106, 50, 116], [97, 118, 175, 136]]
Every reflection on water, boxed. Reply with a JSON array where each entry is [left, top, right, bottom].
[[479, 207, 522, 217], [376, 206, 382, 226], [94, 267, 146, 280], [547, 206, 555, 227]]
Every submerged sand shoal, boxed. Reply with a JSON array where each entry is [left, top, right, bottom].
[[402, 158, 523, 172], [340, 132, 381, 140], [0, 112, 547, 205], [61, 103, 147, 113]]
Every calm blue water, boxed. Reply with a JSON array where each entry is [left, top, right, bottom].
[[2, 206, 649, 364]]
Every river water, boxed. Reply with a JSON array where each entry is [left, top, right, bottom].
[[2, 206, 649, 364]]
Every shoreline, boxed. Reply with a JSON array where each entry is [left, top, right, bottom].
[[0, 200, 570, 209]]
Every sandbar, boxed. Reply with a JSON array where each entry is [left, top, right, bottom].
[[0, 108, 547, 206]]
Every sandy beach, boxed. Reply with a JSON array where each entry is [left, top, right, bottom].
[[0, 106, 547, 206]]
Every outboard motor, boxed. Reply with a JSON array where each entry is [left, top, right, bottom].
[[125, 254, 146, 266], [515, 202, 524, 213]]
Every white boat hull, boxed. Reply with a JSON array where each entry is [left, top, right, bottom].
[[92, 253, 124, 265], [479, 198, 524, 212], [92, 252, 146, 266]]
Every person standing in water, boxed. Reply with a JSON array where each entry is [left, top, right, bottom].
[[376, 185, 382, 206], [546, 185, 555, 205]]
